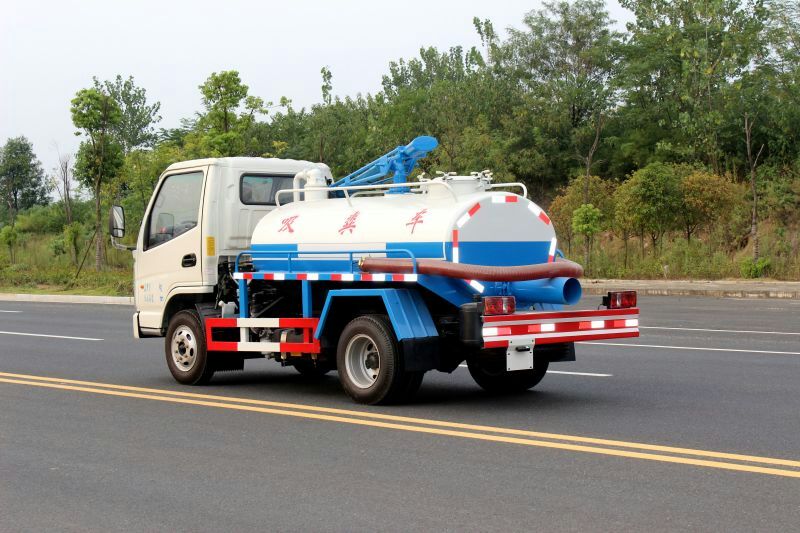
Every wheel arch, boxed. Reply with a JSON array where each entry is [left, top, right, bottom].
[[316, 288, 440, 372]]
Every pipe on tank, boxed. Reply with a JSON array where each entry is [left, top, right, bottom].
[[358, 257, 584, 282], [509, 277, 582, 306], [292, 170, 309, 202]]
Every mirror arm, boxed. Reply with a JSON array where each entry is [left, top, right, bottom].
[[111, 235, 136, 252]]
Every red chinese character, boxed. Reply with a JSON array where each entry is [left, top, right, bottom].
[[406, 208, 428, 234], [279, 215, 299, 233], [338, 211, 360, 235]]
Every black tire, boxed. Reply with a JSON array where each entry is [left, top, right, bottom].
[[467, 349, 549, 393], [293, 360, 332, 378], [336, 314, 422, 405], [165, 310, 216, 385]]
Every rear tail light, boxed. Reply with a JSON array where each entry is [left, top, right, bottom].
[[603, 291, 637, 309], [483, 296, 515, 316]]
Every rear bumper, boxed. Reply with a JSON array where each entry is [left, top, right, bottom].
[[482, 307, 639, 349]]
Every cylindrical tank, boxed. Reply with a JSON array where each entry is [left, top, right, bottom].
[[250, 176, 557, 269]]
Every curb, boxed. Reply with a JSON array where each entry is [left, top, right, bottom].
[[0, 293, 133, 305], [581, 281, 800, 300]]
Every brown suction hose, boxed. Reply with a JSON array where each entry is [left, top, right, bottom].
[[358, 256, 583, 282]]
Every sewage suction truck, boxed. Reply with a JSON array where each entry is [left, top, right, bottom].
[[110, 136, 639, 404]]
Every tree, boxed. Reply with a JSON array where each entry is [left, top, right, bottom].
[[193, 70, 268, 156], [679, 169, 736, 243], [625, 163, 682, 251], [612, 180, 639, 268], [618, 0, 768, 171], [547, 174, 616, 264], [95, 75, 162, 153], [71, 87, 124, 270], [0, 225, 20, 263], [50, 149, 74, 225], [506, 0, 622, 199], [0, 136, 49, 227], [572, 203, 602, 269], [744, 112, 765, 260]]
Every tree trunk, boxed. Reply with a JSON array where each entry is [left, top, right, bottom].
[[623, 235, 629, 269], [94, 185, 103, 271], [583, 236, 590, 270], [744, 113, 764, 262]]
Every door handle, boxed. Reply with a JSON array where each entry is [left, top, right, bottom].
[[181, 253, 196, 268]]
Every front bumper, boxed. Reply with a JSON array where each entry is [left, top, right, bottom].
[[482, 307, 639, 349]]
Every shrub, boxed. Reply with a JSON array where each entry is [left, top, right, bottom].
[[740, 257, 772, 278]]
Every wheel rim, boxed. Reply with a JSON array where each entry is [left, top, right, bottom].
[[344, 334, 380, 389], [171, 325, 198, 372]]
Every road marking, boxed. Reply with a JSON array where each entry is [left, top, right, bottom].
[[582, 342, 800, 356], [0, 331, 103, 341], [1, 371, 799, 478], [547, 370, 613, 377], [641, 326, 800, 336], [0, 310, 22, 313], [456, 364, 611, 377]]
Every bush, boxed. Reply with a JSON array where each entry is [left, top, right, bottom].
[[740, 257, 772, 278]]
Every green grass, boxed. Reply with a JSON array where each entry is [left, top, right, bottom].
[[1, 233, 133, 296]]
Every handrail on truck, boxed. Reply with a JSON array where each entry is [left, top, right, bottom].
[[235, 248, 419, 275]]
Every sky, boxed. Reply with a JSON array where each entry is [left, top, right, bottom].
[[1, 0, 633, 174]]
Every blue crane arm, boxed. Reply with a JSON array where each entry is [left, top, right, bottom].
[[330, 136, 438, 189]]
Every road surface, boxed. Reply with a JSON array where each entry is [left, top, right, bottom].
[[1, 296, 799, 531]]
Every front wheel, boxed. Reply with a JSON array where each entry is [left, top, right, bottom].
[[165, 310, 216, 385], [467, 350, 549, 393], [336, 315, 423, 405]]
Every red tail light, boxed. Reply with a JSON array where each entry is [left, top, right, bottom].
[[483, 296, 515, 316], [603, 291, 637, 309]]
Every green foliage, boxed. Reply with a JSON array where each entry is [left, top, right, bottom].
[[679, 169, 738, 242], [95, 75, 162, 153], [0, 225, 20, 262], [71, 86, 125, 271], [2, 1, 799, 291], [740, 256, 772, 278], [0, 136, 49, 225], [572, 203, 602, 236]]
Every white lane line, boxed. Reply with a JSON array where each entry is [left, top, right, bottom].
[[641, 326, 800, 336], [0, 331, 103, 341], [582, 342, 800, 356], [547, 370, 613, 377], [457, 364, 611, 377], [0, 310, 22, 313]]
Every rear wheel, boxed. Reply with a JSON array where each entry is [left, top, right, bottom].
[[336, 315, 423, 405], [165, 310, 216, 385], [467, 349, 548, 393]]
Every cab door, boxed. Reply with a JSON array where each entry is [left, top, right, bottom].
[[135, 168, 207, 330]]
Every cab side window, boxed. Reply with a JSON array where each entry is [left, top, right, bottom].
[[240, 174, 295, 205], [146, 171, 203, 249]]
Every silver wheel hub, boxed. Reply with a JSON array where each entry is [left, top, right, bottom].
[[344, 334, 380, 389], [171, 325, 198, 372]]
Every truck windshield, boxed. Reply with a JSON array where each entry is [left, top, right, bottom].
[[240, 175, 295, 205], [146, 171, 203, 249]]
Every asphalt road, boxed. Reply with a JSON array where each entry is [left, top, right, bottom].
[[1, 296, 799, 532]]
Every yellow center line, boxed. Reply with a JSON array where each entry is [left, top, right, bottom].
[[0, 371, 798, 469], [1, 375, 799, 479]]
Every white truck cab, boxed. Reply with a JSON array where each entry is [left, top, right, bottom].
[[127, 157, 329, 337]]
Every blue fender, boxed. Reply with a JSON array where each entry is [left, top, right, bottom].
[[315, 288, 438, 341]]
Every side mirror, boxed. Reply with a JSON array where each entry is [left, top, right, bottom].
[[109, 205, 125, 238]]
